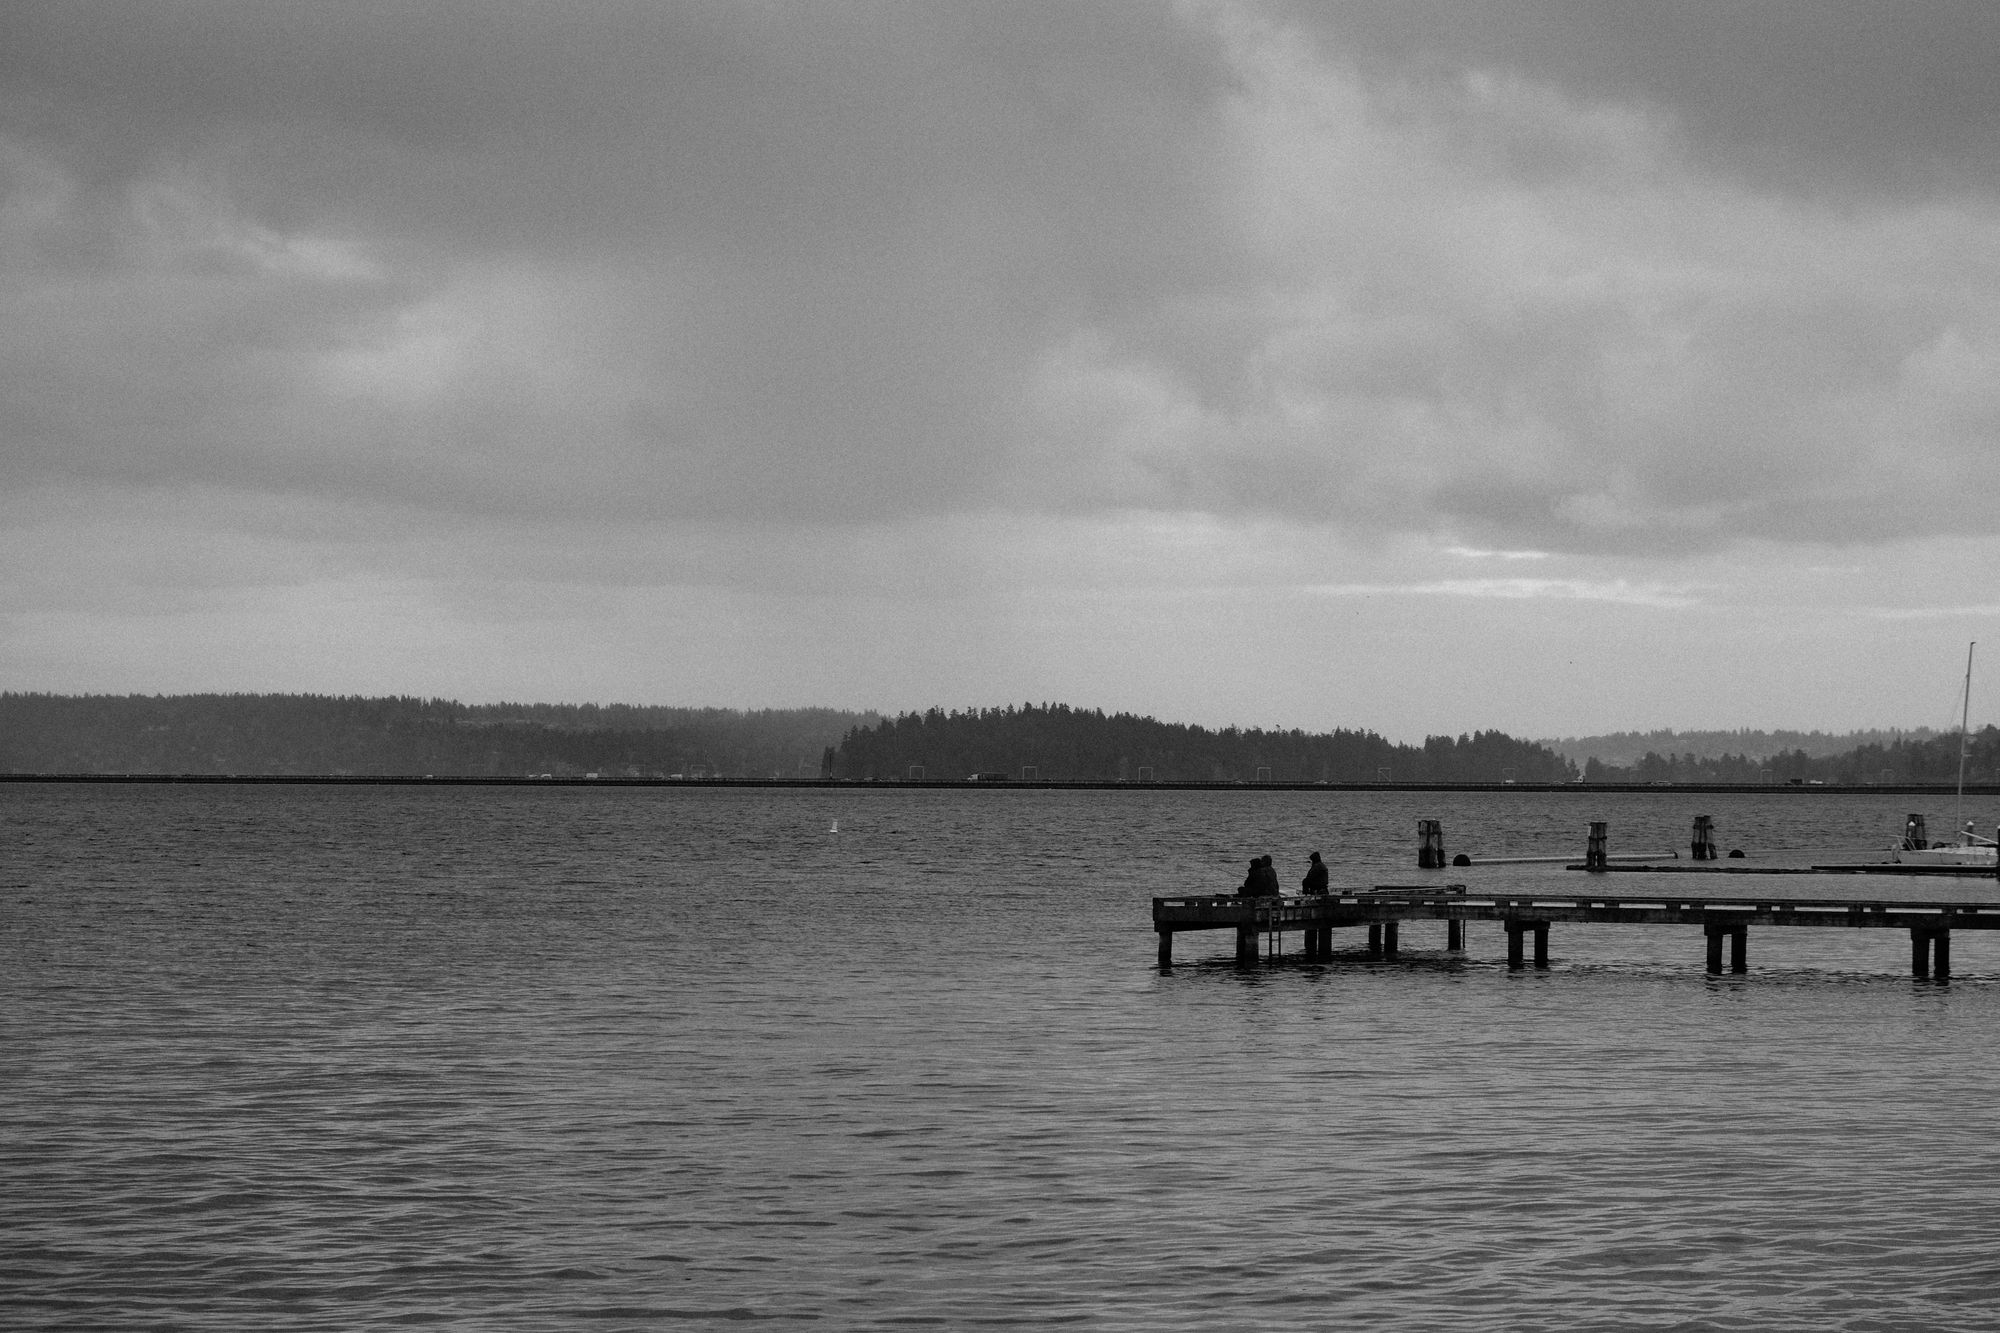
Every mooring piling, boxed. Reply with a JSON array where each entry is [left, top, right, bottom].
[[1691, 815, 1717, 861], [1418, 819, 1446, 868], [1585, 821, 1608, 870]]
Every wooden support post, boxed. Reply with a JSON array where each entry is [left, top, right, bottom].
[[1533, 923, 1550, 969], [1317, 926, 1334, 958], [1157, 929, 1173, 967], [1383, 921, 1400, 960], [1730, 926, 1747, 974], [1418, 819, 1445, 868], [1367, 923, 1383, 958], [1904, 814, 1928, 852], [1586, 821, 1608, 871], [1705, 923, 1725, 974], [1936, 930, 1952, 979], [1237, 925, 1258, 963], [1691, 814, 1717, 861], [1506, 920, 1525, 969], [1911, 929, 1930, 978], [1447, 919, 1464, 952]]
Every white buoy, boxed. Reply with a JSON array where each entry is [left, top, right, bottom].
[[829, 819, 839, 834]]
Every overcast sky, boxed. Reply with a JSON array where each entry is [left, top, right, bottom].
[[3, 1, 1996, 740]]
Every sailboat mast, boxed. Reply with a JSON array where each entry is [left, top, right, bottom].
[[1957, 640, 1975, 836]]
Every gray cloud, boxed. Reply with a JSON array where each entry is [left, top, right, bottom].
[[1279, 0, 2000, 194], [3, 1, 1999, 561]]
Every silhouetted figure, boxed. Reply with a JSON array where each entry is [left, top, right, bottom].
[[1300, 851, 1328, 895], [1239, 855, 1281, 898]]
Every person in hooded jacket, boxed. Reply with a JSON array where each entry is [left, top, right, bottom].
[[1300, 851, 1329, 895]]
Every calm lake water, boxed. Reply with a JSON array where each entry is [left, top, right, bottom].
[[6, 782, 2000, 1330]]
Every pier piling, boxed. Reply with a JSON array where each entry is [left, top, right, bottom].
[[1910, 928, 1952, 979], [1704, 922, 1747, 974], [1502, 920, 1548, 968], [1447, 919, 1464, 951]]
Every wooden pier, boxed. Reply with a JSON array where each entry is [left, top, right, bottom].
[[1152, 889, 2000, 977]]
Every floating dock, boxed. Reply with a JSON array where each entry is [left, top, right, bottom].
[[1152, 889, 2000, 977]]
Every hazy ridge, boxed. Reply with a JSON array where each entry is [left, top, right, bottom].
[[1545, 728, 1944, 767]]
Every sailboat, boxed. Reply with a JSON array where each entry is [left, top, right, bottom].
[[1891, 642, 1997, 868]]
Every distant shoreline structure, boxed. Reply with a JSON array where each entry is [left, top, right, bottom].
[[4, 772, 1995, 796]]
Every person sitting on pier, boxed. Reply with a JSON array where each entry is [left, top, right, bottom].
[[1238, 855, 1282, 898], [1300, 851, 1328, 896]]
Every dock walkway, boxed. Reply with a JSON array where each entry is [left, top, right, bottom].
[[1152, 888, 2000, 977]]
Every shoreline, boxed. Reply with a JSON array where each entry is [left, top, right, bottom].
[[3, 772, 1996, 796]]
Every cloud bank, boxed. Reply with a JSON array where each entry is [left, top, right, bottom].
[[3, 2, 1998, 732], [6, 1, 1998, 557]]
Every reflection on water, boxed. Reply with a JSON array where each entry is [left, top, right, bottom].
[[5, 783, 2000, 1330]]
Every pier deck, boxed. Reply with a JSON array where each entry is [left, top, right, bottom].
[[1152, 889, 2000, 976]]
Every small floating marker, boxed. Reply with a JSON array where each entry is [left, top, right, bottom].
[[829, 819, 839, 834]]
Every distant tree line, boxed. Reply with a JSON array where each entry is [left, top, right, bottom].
[[833, 703, 1579, 783], [0, 693, 875, 778], [1550, 726, 1942, 768], [9, 692, 1990, 786], [1581, 726, 2000, 786]]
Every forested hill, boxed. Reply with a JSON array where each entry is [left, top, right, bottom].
[[0, 694, 875, 778], [834, 705, 1577, 783]]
